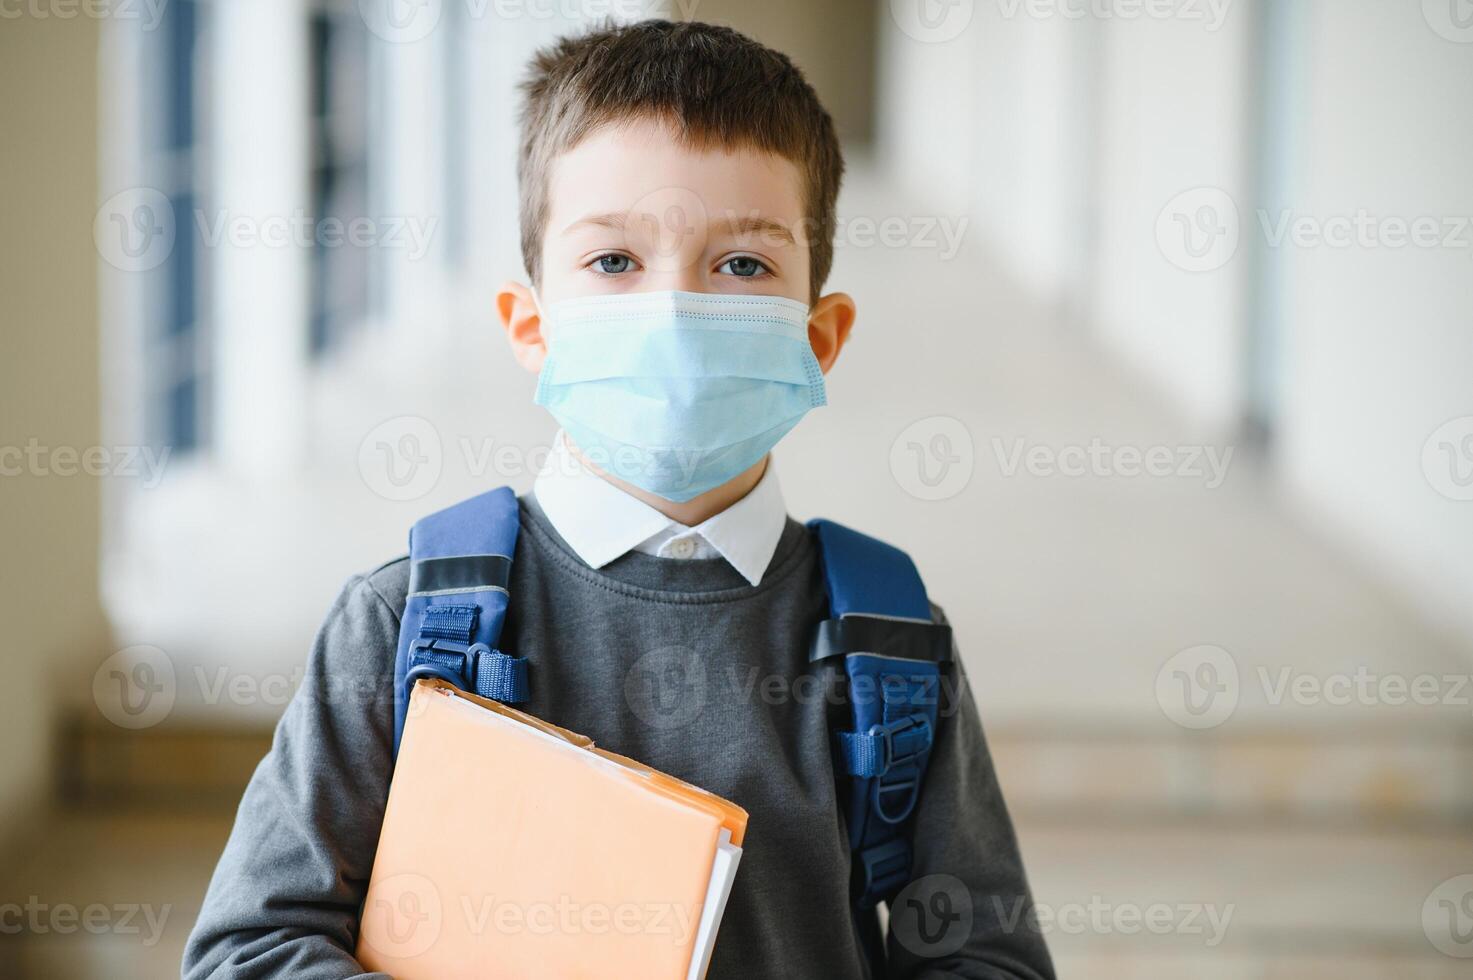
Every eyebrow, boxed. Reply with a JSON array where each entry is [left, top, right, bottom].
[[562, 211, 630, 234], [717, 214, 796, 247], [561, 210, 797, 247]]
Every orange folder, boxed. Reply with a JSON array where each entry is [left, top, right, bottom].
[[357, 678, 748, 979]]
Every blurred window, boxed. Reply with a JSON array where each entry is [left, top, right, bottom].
[[308, 5, 376, 355], [146, 0, 211, 455]]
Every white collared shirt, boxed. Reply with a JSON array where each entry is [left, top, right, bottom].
[[531, 431, 788, 586]]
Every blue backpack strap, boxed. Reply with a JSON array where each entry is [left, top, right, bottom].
[[808, 520, 954, 921], [392, 487, 527, 756]]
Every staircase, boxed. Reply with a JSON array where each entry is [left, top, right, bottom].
[[990, 727, 1473, 978]]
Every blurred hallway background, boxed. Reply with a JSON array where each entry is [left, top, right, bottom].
[[3, 1, 1473, 976]]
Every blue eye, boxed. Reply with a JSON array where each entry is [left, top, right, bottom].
[[720, 255, 768, 278], [594, 253, 634, 275]]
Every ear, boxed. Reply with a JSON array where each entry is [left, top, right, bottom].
[[496, 280, 546, 374], [807, 291, 856, 374]]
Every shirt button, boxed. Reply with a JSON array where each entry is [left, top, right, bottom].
[[669, 537, 697, 559]]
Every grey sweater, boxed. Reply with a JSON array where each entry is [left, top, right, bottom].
[[182, 498, 1053, 979]]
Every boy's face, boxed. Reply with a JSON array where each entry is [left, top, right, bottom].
[[540, 116, 812, 306], [498, 116, 854, 377]]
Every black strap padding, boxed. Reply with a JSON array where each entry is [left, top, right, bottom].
[[407, 554, 513, 596], [809, 616, 954, 664]]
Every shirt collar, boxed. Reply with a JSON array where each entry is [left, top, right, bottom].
[[531, 431, 788, 586]]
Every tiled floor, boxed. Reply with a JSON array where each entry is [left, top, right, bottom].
[[1020, 820, 1473, 977], [4, 801, 1471, 978], [1, 810, 233, 980]]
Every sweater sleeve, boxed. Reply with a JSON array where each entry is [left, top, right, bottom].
[[181, 573, 402, 980], [884, 608, 1056, 980]]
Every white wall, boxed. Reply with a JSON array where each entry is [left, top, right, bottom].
[[1276, 0, 1473, 646], [874, 4, 978, 217], [1090, 3, 1255, 432], [969, 7, 1100, 309], [879, 2, 1255, 428]]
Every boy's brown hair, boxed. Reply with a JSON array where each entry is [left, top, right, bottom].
[[518, 19, 844, 303]]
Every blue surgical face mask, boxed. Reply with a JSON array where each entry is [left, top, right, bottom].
[[532, 289, 827, 502]]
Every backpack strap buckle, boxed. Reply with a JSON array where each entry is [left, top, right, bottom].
[[407, 636, 529, 705], [839, 710, 933, 827], [407, 636, 474, 682], [837, 714, 933, 779], [406, 600, 529, 706]]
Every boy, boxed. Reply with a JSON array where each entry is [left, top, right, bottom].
[[184, 20, 1053, 980]]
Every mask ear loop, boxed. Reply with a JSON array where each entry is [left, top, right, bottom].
[[527, 288, 590, 481], [529, 285, 546, 327]]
